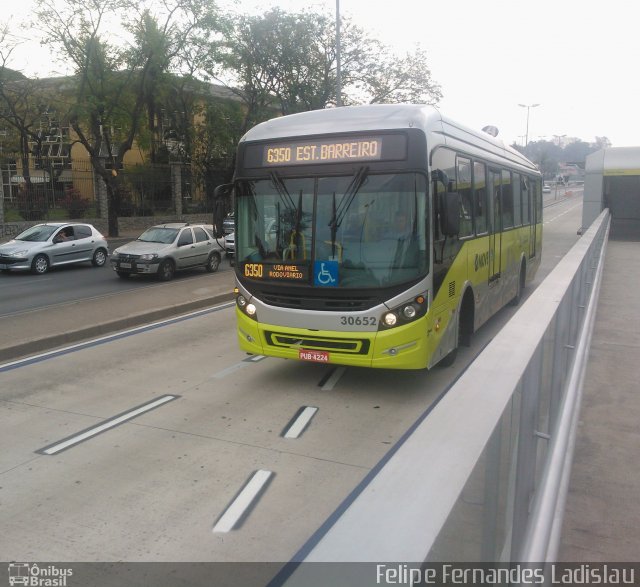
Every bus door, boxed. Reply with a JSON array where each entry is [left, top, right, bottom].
[[488, 168, 502, 283]]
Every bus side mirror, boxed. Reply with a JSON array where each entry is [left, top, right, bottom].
[[213, 183, 234, 237], [441, 192, 461, 237], [214, 183, 233, 198]]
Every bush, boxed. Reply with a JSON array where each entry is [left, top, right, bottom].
[[60, 187, 91, 219], [15, 185, 48, 221]]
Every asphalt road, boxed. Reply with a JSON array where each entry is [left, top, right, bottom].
[[0, 196, 584, 577], [0, 248, 234, 318]]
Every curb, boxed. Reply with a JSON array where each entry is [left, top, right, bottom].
[[0, 292, 234, 365]]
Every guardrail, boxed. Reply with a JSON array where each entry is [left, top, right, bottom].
[[276, 209, 610, 581]]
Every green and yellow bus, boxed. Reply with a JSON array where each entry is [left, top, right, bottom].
[[225, 104, 542, 369]]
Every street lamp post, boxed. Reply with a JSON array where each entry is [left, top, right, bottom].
[[553, 134, 567, 200], [336, 0, 341, 107], [518, 103, 540, 146]]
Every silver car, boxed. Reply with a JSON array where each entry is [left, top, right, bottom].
[[224, 231, 235, 257], [110, 222, 224, 280], [0, 222, 109, 275]]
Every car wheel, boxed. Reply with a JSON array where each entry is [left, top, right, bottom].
[[206, 252, 221, 273], [92, 248, 108, 267], [157, 259, 175, 281], [116, 271, 131, 278], [31, 254, 49, 275]]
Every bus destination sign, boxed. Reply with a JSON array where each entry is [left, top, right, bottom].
[[264, 137, 383, 166], [242, 133, 408, 168], [243, 262, 309, 281]]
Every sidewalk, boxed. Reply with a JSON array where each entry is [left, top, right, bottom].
[[558, 236, 640, 560]]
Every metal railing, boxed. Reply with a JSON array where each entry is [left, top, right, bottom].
[[278, 209, 610, 577]]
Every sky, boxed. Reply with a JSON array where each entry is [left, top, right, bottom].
[[4, 0, 639, 148]]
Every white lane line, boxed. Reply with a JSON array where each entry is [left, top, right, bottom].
[[283, 406, 318, 439], [213, 469, 273, 533], [211, 355, 266, 379], [0, 301, 235, 372], [37, 395, 178, 455], [320, 366, 347, 391]]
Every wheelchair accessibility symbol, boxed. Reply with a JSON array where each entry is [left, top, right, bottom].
[[313, 260, 338, 287]]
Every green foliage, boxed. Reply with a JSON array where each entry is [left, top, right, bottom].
[[213, 7, 442, 124], [14, 185, 48, 221], [513, 138, 608, 179], [122, 163, 172, 214], [60, 186, 91, 218]]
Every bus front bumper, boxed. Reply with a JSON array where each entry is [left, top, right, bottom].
[[236, 309, 429, 370]]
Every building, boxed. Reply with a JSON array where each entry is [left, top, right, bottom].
[[582, 147, 640, 237]]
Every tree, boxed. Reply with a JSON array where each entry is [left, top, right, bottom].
[[209, 8, 442, 132], [593, 136, 612, 150], [357, 46, 442, 105], [0, 29, 37, 164], [32, 0, 223, 236]]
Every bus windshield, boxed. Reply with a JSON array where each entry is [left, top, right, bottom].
[[236, 171, 429, 288]]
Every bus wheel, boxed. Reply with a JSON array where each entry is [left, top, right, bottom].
[[438, 318, 460, 367], [439, 293, 473, 368], [438, 345, 457, 367], [510, 262, 526, 306]]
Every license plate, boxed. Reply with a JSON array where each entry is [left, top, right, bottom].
[[299, 349, 330, 363], [119, 262, 132, 268]]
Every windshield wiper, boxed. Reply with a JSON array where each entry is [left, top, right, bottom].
[[270, 171, 296, 210], [328, 166, 369, 257]]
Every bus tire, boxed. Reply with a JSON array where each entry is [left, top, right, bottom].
[[438, 318, 460, 368], [438, 345, 457, 367], [510, 262, 526, 306], [439, 292, 474, 368]]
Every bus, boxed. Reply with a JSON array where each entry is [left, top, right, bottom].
[[223, 104, 542, 370]]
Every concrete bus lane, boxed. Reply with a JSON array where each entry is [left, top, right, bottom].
[[0, 198, 584, 565]]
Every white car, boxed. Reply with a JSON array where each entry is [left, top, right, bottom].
[[110, 223, 224, 280], [224, 232, 235, 257], [0, 222, 109, 275]]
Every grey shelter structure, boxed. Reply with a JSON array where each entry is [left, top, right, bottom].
[[583, 146, 640, 238]]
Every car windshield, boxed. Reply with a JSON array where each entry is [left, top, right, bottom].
[[235, 172, 428, 288], [137, 227, 179, 244], [14, 225, 59, 242]]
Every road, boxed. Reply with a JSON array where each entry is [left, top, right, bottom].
[[0, 244, 234, 318], [0, 195, 583, 580]]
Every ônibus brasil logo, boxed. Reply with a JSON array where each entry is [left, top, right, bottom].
[[7, 563, 73, 587]]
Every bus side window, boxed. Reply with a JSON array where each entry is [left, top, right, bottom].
[[456, 157, 474, 238], [512, 172, 522, 226], [521, 176, 531, 225], [474, 161, 488, 234], [501, 170, 514, 229], [431, 148, 456, 241]]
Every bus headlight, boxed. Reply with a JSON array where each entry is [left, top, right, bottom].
[[402, 305, 417, 319], [236, 294, 258, 320], [379, 293, 428, 330], [383, 312, 398, 327]]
